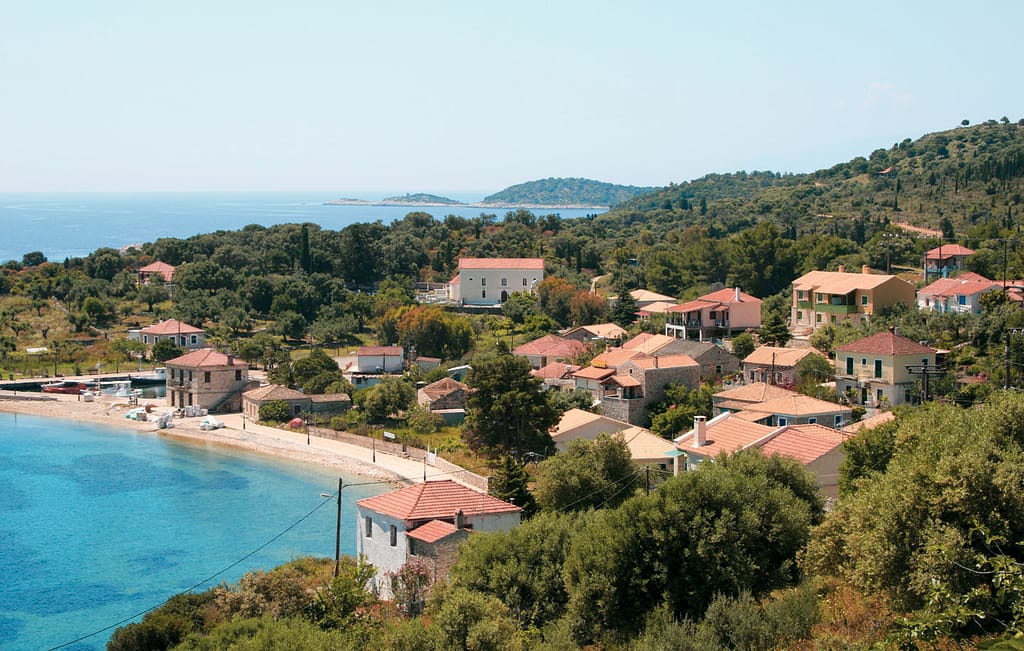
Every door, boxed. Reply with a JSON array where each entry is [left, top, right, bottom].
[[500, 290, 509, 303]]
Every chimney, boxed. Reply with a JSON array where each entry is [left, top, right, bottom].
[[862, 265, 871, 275], [734, 286, 741, 302], [838, 264, 845, 273], [693, 415, 707, 448], [455, 510, 465, 530], [227, 353, 234, 366]]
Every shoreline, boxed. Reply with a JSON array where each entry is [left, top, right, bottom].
[[0, 392, 444, 486], [324, 199, 609, 210]]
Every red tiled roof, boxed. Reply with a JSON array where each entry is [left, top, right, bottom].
[[358, 346, 404, 357], [675, 412, 778, 457], [759, 424, 847, 464], [513, 334, 586, 358], [700, 287, 762, 304], [925, 244, 975, 259], [743, 346, 824, 367], [531, 362, 581, 379], [244, 384, 306, 401], [139, 319, 203, 335], [714, 382, 800, 404], [590, 347, 644, 369], [356, 479, 520, 522], [166, 348, 247, 368], [918, 276, 999, 298], [572, 365, 616, 381], [458, 257, 544, 270], [836, 331, 935, 356], [668, 298, 722, 313], [139, 261, 176, 280], [406, 519, 462, 543], [622, 333, 675, 353], [420, 377, 469, 401], [627, 353, 699, 370]]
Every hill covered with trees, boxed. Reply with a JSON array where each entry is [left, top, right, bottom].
[[482, 177, 657, 207]]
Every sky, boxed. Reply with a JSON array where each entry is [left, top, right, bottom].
[[2, 1, 1022, 196]]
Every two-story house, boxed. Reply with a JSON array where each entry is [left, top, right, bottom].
[[512, 334, 586, 369], [924, 244, 974, 281], [917, 272, 1000, 314], [447, 258, 544, 306], [137, 260, 176, 285], [742, 346, 827, 387], [355, 480, 521, 597], [165, 348, 253, 413], [834, 329, 937, 407], [664, 287, 762, 341], [655, 339, 740, 380], [791, 266, 916, 332]]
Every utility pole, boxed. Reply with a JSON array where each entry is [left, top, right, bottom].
[[320, 478, 343, 577], [1005, 328, 1024, 390], [905, 364, 943, 403]]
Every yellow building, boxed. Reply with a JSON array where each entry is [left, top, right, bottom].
[[791, 266, 915, 332], [834, 329, 937, 407]]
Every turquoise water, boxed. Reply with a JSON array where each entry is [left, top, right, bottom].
[[0, 413, 386, 650], [0, 192, 605, 263]]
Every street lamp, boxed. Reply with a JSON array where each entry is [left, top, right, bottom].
[[320, 477, 343, 577]]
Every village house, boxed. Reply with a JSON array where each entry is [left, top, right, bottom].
[[347, 346, 403, 389], [924, 244, 975, 280], [242, 384, 351, 422], [791, 266, 916, 332], [665, 287, 762, 341], [137, 260, 176, 285], [512, 334, 586, 369], [355, 480, 521, 598], [673, 413, 848, 498], [655, 339, 740, 380], [551, 408, 675, 471], [732, 393, 853, 429], [834, 329, 938, 407], [417, 377, 472, 411], [712, 382, 805, 415], [624, 289, 678, 310], [621, 332, 676, 355], [530, 361, 581, 391], [742, 346, 827, 387], [602, 354, 701, 425], [447, 257, 544, 306], [165, 348, 253, 413], [129, 318, 206, 351], [561, 323, 628, 345], [917, 272, 1001, 314]]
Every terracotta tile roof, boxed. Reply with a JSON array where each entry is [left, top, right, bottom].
[[139, 319, 203, 335], [743, 346, 824, 367], [836, 331, 935, 356], [356, 479, 520, 522], [918, 276, 999, 298], [572, 365, 616, 381], [758, 424, 847, 464], [629, 289, 677, 303], [627, 353, 699, 370], [590, 347, 644, 369], [675, 412, 778, 457], [925, 244, 975, 259], [700, 287, 762, 304], [406, 519, 462, 543], [668, 298, 723, 313], [608, 374, 642, 387], [358, 346, 404, 357], [244, 384, 306, 401], [620, 427, 676, 461], [714, 382, 800, 404], [531, 362, 581, 379], [740, 394, 852, 418], [635, 300, 678, 315], [622, 333, 675, 353], [419, 377, 469, 401], [843, 411, 896, 433], [458, 257, 544, 270], [792, 270, 909, 293], [563, 323, 628, 340], [309, 392, 351, 403], [166, 348, 247, 368], [139, 261, 176, 280], [513, 334, 586, 358]]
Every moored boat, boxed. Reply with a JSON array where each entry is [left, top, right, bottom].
[[130, 368, 167, 385], [41, 380, 90, 394]]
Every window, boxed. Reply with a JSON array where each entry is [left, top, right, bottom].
[[808, 417, 817, 424], [409, 539, 416, 556], [958, 295, 967, 305], [481, 277, 486, 286], [235, 370, 242, 381], [715, 365, 722, 375], [834, 414, 843, 427], [522, 278, 528, 286], [500, 277, 507, 287], [204, 371, 211, 383], [861, 358, 867, 366], [143, 335, 149, 344], [815, 293, 825, 303], [797, 290, 806, 300], [816, 314, 822, 323], [778, 416, 788, 426], [874, 359, 883, 378], [861, 295, 868, 306], [190, 335, 198, 345], [846, 357, 854, 375], [830, 315, 837, 324], [365, 516, 372, 537], [389, 524, 397, 547], [481, 289, 486, 299], [796, 310, 803, 320]]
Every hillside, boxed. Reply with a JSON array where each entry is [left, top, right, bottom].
[[482, 177, 657, 207], [606, 118, 1024, 240]]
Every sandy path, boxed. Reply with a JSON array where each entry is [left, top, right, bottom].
[[0, 392, 461, 486]]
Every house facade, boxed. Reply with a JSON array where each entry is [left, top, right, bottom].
[[165, 348, 253, 413], [834, 330, 937, 407], [791, 267, 916, 332], [742, 346, 826, 387], [512, 334, 586, 369], [917, 272, 1000, 314], [355, 480, 521, 597], [137, 261, 176, 285], [550, 408, 674, 470], [417, 377, 471, 411], [561, 323, 628, 345], [665, 287, 762, 341], [129, 319, 206, 350], [356, 346, 404, 373], [924, 244, 974, 280], [655, 340, 741, 381], [242, 384, 350, 422], [447, 258, 544, 306]]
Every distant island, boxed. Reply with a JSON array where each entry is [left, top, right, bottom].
[[325, 177, 654, 210]]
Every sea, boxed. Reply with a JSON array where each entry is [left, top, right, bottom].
[[0, 412, 386, 650], [0, 192, 605, 264]]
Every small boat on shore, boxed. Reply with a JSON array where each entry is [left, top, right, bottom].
[[41, 380, 90, 394], [129, 368, 167, 385]]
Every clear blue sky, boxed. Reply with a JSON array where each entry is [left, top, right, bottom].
[[2, 1, 1021, 196]]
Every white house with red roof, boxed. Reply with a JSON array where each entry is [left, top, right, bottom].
[[674, 413, 848, 498], [137, 260, 176, 285], [834, 329, 937, 407], [129, 318, 206, 350], [924, 244, 974, 280], [917, 272, 1000, 314], [165, 348, 253, 412], [356, 346, 404, 373], [447, 257, 544, 306], [355, 480, 521, 597], [665, 287, 762, 341]]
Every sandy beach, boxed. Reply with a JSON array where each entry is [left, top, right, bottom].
[[0, 391, 460, 487]]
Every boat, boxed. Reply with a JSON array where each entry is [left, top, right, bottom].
[[129, 368, 167, 385], [99, 381, 140, 398], [41, 380, 90, 394]]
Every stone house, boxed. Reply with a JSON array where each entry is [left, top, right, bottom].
[[656, 339, 740, 380], [742, 346, 827, 387], [602, 354, 701, 425], [417, 377, 472, 411], [137, 260, 176, 285], [242, 384, 350, 422], [355, 480, 521, 598], [165, 348, 253, 413]]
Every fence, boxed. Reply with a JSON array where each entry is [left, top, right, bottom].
[[308, 425, 490, 492]]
